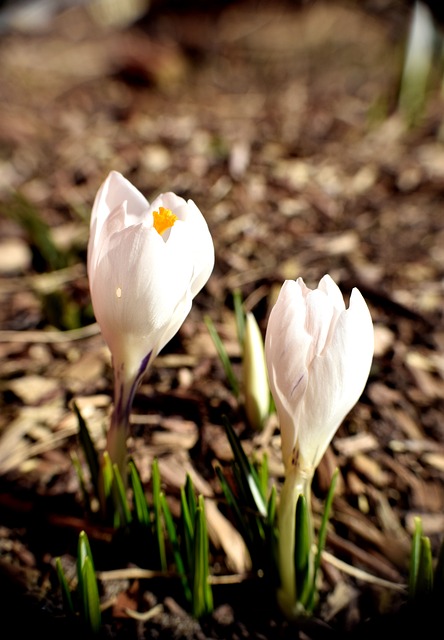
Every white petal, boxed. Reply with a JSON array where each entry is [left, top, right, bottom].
[[265, 280, 312, 469], [88, 174, 214, 400], [92, 171, 148, 231], [91, 223, 195, 378], [265, 275, 373, 473], [298, 287, 373, 468], [88, 202, 126, 277], [146, 194, 214, 297], [88, 172, 149, 273], [172, 200, 215, 298], [304, 288, 336, 358], [318, 274, 346, 312], [266, 282, 310, 403], [149, 192, 190, 220]]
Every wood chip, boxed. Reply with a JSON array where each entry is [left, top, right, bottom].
[[351, 454, 389, 488], [422, 452, 444, 473], [334, 432, 379, 457], [8, 375, 61, 405]]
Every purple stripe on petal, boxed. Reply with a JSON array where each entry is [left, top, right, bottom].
[[113, 351, 153, 431], [123, 350, 153, 416], [291, 374, 304, 397], [138, 351, 153, 378]]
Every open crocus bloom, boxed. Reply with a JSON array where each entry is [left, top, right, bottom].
[[88, 171, 214, 470], [265, 275, 374, 475]]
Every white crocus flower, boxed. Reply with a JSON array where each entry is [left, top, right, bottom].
[[265, 274, 374, 475], [88, 171, 214, 472], [265, 275, 374, 618]]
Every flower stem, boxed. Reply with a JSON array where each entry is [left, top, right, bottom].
[[277, 463, 314, 619], [106, 407, 129, 482], [105, 363, 140, 480]]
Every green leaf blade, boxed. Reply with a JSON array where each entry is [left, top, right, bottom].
[[205, 315, 239, 397]]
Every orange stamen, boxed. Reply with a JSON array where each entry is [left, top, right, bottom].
[[152, 206, 178, 235]]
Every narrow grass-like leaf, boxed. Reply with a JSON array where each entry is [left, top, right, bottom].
[[73, 402, 100, 496], [185, 474, 197, 524], [409, 516, 423, 598], [216, 466, 255, 552], [71, 452, 91, 513], [180, 485, 194, 540], [223, 417, 267, 517], [217, 421, 277, 571], [77, 531, 92, 615], [77, 531, 101, 632], [257, 452, 269, 500], [112, 463, 132, 527], [232, 464, 266, 541], [267, 484, 277, 527], [294, 494, 311, 606], [233, 289, 246, 346], [81, 555, 101, 634], [101, 451, 118, 525], [308, 468, 338, 612], [129, 460, 151, 527], [160, 492, 192, 604], [180, 485, 195, 574], [55, 557, 74, 615], [192, 497, 213, 618], [77, 530, 95, 587], [205, 315, 239, 397], [199, 498, 213, 616], [416, 536, 434, 598], [152, 459, 167, 571]]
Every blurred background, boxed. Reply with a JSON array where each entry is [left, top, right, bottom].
[[1, 0, 444, 332]]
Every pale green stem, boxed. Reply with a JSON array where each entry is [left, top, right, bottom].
[[106, 406, 130, 481], [277, 463, 314, 620]]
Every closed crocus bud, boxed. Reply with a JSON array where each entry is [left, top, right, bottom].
[[265, 275, 374, 619], [243, 312, 270, 431], [88, 171, 214, 472], [265, 274, 374, 476]]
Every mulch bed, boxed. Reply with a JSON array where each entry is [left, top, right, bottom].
[[1, 1, 444, 637]]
